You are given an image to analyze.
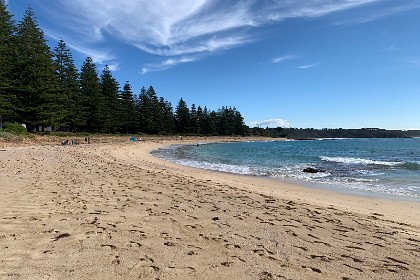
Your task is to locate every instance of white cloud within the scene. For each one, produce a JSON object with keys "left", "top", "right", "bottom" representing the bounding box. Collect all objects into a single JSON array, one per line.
[
  {"left": 298, "top": 63, "right": 319, "bottom": 69},
  {"left": 39, "top": 0, "right": 389, "bottom": 72},
  {"left": 107, "top": 63, "right": 120, "bottom": 72},
  {"left": 67, "top": 44, "right": 116, "bottom": 65},
  {"left": 334, "top": 3, "right": 420, "bottom": 25},
  {"left": 141, "top": 56, "right": 199, "bottom": 74},
  {"left": 272, "top": 54, "right": 301, "bottom": 64},
  {"left": 45, "top": 31, "right": 116, "bottom": 66},
  {"left": 250, "top": 119, "right": 290, "bottom": 128}
]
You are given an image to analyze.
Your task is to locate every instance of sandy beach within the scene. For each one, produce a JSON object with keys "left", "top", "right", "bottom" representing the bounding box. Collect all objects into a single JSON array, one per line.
[{"left": 0, "top": 136, "right": 419, "bottom": 279}]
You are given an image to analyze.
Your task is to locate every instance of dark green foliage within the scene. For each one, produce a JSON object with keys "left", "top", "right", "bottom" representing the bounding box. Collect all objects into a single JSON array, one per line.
[
  {"left": 172, "top": 98, "right": 245, "bottom": 136},
  {"left": 2, "top": 122, "right": 27, "bottom": 134},
  {"left": 13, "top": 7, "right": 61, "bottom": 131},
  {"left": 136, "top": 86, "right": 154, "bottom": 133},
  {"left": 52, "top": 39, "right": 80, "bottom": 130},
  {"left": 196, "top": 106, "right": 203, "bottom": 134},
  {"left": 215, "top": 106, "right": 245, "bottom": 135},
  {"left": 189, "top": 103, "right": 198, "bottom": 133},
  {"left": 99, "top": 65, "right": 120, "bottom": 133},
  {"left": 136, "top": 86, "right": 175, "bottom": 134},
  {"left": 174, "top": 98, "right": 190, "bottom": 133},
  {"left": 199, "top": 106, "right": 215, "bottom": 135},
  {"left": 79, "top": 57, "right": 101, "bottom": 131},
  {"left": 233, "top": 107, "right": 246, "bottom": 135},
  {"left": 119, "top": 81, "right": 136, "bottom": 134},
  {"left": 0, "top": 0, "right": 16, "bottom": 119},
  {"left": 251, "top": 127, "right": 420, "bottom": 139},
  {"left": 146, "top": 86, "right": 162, "bottom": 134},
  {"left": 159, "top": 97, "right": 175, "bottom": 134}
]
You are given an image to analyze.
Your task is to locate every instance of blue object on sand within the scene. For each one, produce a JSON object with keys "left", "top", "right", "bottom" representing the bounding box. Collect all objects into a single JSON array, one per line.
[{"left": 130, "top": 136, "right": 136, "bottom": 142}]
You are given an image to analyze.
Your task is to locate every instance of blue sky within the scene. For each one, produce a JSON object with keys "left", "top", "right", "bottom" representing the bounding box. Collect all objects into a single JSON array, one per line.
[{"left": 6, "top": 0, "right": 420, "bottom": 129}]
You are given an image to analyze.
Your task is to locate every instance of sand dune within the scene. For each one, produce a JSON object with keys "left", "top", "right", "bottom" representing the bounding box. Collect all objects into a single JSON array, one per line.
[{"left": 0, "top": 137, "right": 419, "bottom": 279}]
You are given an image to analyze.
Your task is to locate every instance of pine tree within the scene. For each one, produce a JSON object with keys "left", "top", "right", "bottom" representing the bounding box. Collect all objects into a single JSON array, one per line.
[
  {"left": 189, "top": 103, "right": 197, "bottom": 134},
  {"left": 118, "top": 81, "right": 136, "bottom": 134},
  {"left": 201, "top": 106, "right": 210, "bottom": 134},
  {"left": 79, "top": 57, "right": 100, "bottom": 132},
  {"left": 52, "top": 39, "right": 80, "bottom": 130},
  {"left": 233, "top": 107, "right": 245, "bottom": 135},
  {"left": 208, "top": 110, "right": 218, "bottom": 135},
  {"left": 100, "top": 65, "right": 119, "bottom": 133},
  {"left": 196, "top": 105, "right": 203, "bottom": 134},
  {"left": 13, "top": 7, "right": 60, "bottom": 131},
  {"left": 146, "top": 86, "right": 161, "bottom": 134},
  {"left": 217, "top": 106, "right": 237, "bottom": 135},
  {"left": 174, "top": 98, "right": 190, "bottom": 133},
  {"left": 0, "top": 0, "right": 16, "bottom": 121},
  {"left": 136, "top": 86, "right": 153, "bottom": 133},
  {"left": 136, "top": 86, "right": 163, "bottom": 134},
  {"left": 159, "top": 97, "right": 175, "bottom": 134}
]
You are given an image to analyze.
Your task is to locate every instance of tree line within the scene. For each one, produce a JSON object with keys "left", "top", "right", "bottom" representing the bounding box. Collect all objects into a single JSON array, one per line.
[
  {"left": 0, "top": 3, "right": 246, "bottom": 135},
  {"left": 251, "top": 127, "right": 420, "bottom": 139}
]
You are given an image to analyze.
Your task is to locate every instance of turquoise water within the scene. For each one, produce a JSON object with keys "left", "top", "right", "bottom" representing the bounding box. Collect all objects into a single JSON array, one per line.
[{"left": 151, "top": 138, "right": 420, "bottom": 200}]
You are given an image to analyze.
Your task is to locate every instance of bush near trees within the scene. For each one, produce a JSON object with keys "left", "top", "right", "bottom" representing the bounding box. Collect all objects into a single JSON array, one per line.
[
  {"left": 1, "top": 122, "right": 27, "bottom": 135},
  {"left": 0, "top": 2, "right": 246, "bottom": 135}
]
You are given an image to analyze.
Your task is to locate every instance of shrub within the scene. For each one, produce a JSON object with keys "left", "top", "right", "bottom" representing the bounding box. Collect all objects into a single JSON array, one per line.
[{"left": 3, "top": 122, "right": 27, "bottom": 135}]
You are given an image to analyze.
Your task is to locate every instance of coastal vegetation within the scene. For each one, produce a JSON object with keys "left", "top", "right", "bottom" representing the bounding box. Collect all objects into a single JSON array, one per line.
[
  {"left": 251, "top": 127, "right": 420, "bottom": 139},
  {"left": 0, "top": 3, "right": 246, "bottom": 135}
]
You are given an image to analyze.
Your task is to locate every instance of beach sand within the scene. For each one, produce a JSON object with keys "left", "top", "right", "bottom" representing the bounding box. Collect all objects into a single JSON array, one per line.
[{"left": 0, "top": 136, "right": 419, "bottom": 279}]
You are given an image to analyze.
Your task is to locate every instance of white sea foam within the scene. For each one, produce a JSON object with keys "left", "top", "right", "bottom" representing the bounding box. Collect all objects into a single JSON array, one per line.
[
  {"left": 320, "top": 156, "right": 400, "bottom": 166},
  {"left": 174, "top": 159, "right": 252, "bottom": 175},
  {"left": 316, "top": 138, "right": 350, "bottom": 141},
  {"left": 152, "top": 139, "right": 420, "bottom": 200}
]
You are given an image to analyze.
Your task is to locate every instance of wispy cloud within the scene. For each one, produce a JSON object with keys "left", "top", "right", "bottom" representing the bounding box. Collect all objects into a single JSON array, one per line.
[
  {"left": 271, "top": 54, "right": 301, "bottom": 64},
  {"left": 45, "top": 31, "right": 116, "bottom": 67},
  {"left": 37, "top": 0, "right": 396, "bottom": 73},
  {"left": 250, "top": 119, "right": 290, "bottom": 128},
  {"left": 141, "top": 56, "right": 199, "bottom": 74},
  {"left": 298, "top": 63, "right": 319, "bottom": 69},
  {"left": 398, "top": 57, "right": 420, "bottom": 67},
  {"left": 107, "top": 63, "right": 120, "bottom": 72},
  {"left": 334, "top": 2, "right": 420, "bottom": 25},
  {"left": 66, "top": 43, "right": 116, "bottom": 66}
]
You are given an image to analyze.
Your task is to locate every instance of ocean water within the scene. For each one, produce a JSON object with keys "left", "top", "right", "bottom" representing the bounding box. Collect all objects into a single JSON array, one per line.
[{"left": 151, "top": 138, "right": 420, "bottom": 200}]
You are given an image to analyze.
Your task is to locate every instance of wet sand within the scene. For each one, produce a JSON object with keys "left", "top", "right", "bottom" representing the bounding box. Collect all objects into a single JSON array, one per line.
[{"left": 0, "top": 136, "right": 419, "bottom": 279}]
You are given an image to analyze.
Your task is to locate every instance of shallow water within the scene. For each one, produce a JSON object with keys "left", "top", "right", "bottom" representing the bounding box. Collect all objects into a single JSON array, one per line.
[{"left": 151, "top": 138, "right": 420, "bottom": 200}]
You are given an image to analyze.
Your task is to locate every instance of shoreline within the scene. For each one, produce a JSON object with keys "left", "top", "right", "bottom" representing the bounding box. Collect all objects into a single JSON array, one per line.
[
  {"left": 146, "top": 139, "right": 420, "bottom": 222},
  {"left": 138, "top": 138, "right": 419, "bottom": 226},
  {"left": 1, "top": 136, "right": 419, "bottom": 279}
]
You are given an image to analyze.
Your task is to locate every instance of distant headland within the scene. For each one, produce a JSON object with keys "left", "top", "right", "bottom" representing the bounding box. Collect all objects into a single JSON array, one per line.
[{"left": 250, "top": 127, "right": 420, "bottom": 139}]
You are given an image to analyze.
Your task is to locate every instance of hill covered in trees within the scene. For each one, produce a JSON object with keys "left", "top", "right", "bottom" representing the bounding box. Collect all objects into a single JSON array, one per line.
[
  {"left": 0, "top": 3, "right": 246, "bottom": 135},
  {"left": 250, "top": 127, "right": 420, "bottom": 139}
]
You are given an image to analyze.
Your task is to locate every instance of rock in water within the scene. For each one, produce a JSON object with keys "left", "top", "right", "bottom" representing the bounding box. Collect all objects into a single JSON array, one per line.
[{"left": 302, "top": 167, "right": 326, "bottom": 173}]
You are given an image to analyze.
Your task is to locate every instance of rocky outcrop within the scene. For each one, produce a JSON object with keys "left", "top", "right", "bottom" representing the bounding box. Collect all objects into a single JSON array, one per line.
[{"left": 302, "top": 167, "right": 326, "bottom": 173}]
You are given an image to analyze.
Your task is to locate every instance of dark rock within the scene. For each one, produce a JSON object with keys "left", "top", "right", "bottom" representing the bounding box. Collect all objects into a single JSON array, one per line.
[{"left": 302, "top": 167, "right": 326, "bottom": 173}]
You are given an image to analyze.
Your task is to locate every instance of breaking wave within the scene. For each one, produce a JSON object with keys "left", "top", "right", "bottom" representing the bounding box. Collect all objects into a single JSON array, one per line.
[{"left": 320, "top": 156, "right": 400, "bottom": 166}]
